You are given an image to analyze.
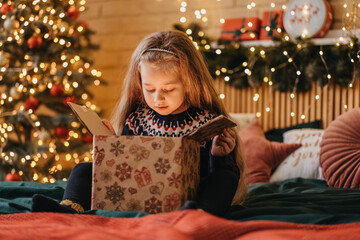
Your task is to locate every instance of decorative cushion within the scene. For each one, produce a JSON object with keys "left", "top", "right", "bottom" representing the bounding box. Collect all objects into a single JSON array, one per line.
[
  {"left": 265, "top": 120, "right": 322, "bottom": 142},
  {"left": 229, "top": 113, "right": 256, "bottom": 132},
  {"left": 270, "top": 129, "right": 324, "bottom": 182},
  {"left": 238, "top": 119, "right": 301, "bottom": 185},
  {"left": 320, "top": 108, "right": 360, "bottom": 189}
]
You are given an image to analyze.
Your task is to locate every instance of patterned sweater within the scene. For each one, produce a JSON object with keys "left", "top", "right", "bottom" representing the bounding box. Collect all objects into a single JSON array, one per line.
[{"left": 122, "top": 107, "right": 240, "bottom": 179}]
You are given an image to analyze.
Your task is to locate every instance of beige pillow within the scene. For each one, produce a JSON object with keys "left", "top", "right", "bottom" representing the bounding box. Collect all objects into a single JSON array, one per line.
[
  {"left": 270, "top": 129, "right": 324, "bottom": 182},
  {"left": 229, "top": 113, "right": 256, "bottom": 132}
]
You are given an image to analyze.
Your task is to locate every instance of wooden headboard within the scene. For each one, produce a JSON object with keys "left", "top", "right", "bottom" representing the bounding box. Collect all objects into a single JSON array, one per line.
[{"left": 215, "top": 79, "right": 360, "bottom": 131}]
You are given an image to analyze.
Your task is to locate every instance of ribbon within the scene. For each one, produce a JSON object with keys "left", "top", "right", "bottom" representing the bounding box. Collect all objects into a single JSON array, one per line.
[
  {"left": 221, "top": 18, "right": 259, "bottom": 41},
  {"left": 261, "top": 12, "right": 281, "bottom": 37}
]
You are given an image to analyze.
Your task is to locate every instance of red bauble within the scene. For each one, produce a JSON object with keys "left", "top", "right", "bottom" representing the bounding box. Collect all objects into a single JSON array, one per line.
[
  {"left": 67, "top": 6, "right": 79, "bottom": 20},
  {"left": 50, "top": 84, "right": 64, "bottom": 97},
  {"left": 55, "top": 126, "right": 69, "bottom": 139},
  {"left": 24, "top": 96, "right": 40, "bottom": 111},
  {"left": 79, "top": 21, "right": 88, "bottom": 30},
  {"left": 1, "top": 3, "right": 14, "bottom": 15},
  {"left": 63, "top": 96, "right": 77, "bottom": 107},
  {"left": 27, "top": 35, "right": 43, "bottom": 49},
  {"left": 82, "top": 133, "right": 93, "bottom": 144},
  {"left": 5, "top": 172, "right": 21, "bottom": 181}
]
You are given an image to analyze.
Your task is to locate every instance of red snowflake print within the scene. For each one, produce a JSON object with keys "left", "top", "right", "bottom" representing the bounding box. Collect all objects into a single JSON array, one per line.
[
  {"left": 167, "top": 172, "right": 181, "bottom": 188},
  {"left": 110, "top": 140, "right": 125, "bottom": 156},
  {"left": 154, "top": 158, "right": 171, "bottom": 174},
  {"left": 115, "top": 162, "right": 133, "bottom": 182},
  {"left": 105, "top": 182, "right": 126, "bottom": 205},
  {"left": 94, "top": 146, "right": 105, "bottom": 166},
  {"left": 164, "top": 193, "right": 181, "bottom": 212},
  {"left": 144, "top": 196, "right": 162, "bottom": 214}
]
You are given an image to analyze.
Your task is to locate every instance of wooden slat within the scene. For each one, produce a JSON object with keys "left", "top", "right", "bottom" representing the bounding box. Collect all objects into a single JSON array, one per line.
[
  {"left": 274, "top": 91, "right": 280, "bottom": 128},
  {"left": 268, "top": 85, "right": 274, "bottom": 131},
  {"left": 291, "top": 92, "right": 298, "bottom": 126},
  {"left": 258, "top": 86, "right": 264, "bottom": 127},
  {"left": 310, "top": 83, "right": 316, "bottom": 121},
  {"left": 348, "top": 85, "right": 354, "bottom": 111},
  {"left": 316, "top": 84, "right": 322, "bottom": 121},
  {"left": 322, "top": 84, "right": 328, "bottom": 128},
  {"left": 263, "top": 84, "right": 269, "bottom": 131},
  {"left": 286, "top": 91, "right": 291, "bottom": 127},
  {"left": 304, "top": 89, "right": 310, "bottom": 122},
  {"left": 334, "top": 85, "right": 341, "bottom": 118},
  {"left": 280, "top": 92, "right": 286, "bottom": 128},
  {"left": 341, "top": 87, "right": 347, "bottom": 114},
  {"left": 214, "top": 79, "right": 358, "bottom": 131},
  {"left": 355, "top": 80, "right": 360, "bottom": 108}
]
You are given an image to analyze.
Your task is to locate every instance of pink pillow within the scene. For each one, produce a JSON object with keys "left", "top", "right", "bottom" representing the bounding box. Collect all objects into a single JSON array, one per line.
[
  {"left": 320, "top": 108, "right": 360, "bottom": 189},
  {"left": 239, "top": 120, "right": 301, "bottom": 185}
]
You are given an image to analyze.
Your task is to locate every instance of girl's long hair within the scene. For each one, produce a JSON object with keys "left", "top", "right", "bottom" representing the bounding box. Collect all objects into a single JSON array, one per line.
[{"left": 110, "top": 31, "right": 247, "bottom": 205}]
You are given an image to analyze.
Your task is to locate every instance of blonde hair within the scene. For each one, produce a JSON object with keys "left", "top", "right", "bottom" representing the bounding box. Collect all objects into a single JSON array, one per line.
[{"left": 111, "top": 30, "right": 247, "bottom": 205}]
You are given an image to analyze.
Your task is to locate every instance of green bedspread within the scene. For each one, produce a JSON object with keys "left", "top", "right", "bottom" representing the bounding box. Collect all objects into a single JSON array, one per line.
[{"left": 1, "top": 178, "right": 360, "bottom": 224}]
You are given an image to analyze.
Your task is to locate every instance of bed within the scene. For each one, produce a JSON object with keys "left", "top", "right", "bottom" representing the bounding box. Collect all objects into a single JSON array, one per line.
[
  {"left": 1, "top": 178, "right": 360, "bottom": 240},
  {"left": 2, "top": 108, "right": 360, "bottom": 239}
]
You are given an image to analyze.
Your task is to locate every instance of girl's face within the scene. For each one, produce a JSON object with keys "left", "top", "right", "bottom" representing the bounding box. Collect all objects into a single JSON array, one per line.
[{"left": 140, "top": 62, "right": 187, "bottom": 115}]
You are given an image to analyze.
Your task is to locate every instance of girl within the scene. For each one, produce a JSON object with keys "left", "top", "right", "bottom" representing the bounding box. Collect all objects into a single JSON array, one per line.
[{"left": 32, "top": 31, "right": 247, "bottom": 217}]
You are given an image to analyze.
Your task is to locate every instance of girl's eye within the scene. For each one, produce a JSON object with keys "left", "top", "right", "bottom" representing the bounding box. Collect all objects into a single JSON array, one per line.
[
  {"left": 163, "top": 89, "right": 175, "bottom": 93},
  {"left": 145, "top": 89, "right": 155, "bottom": 93}
]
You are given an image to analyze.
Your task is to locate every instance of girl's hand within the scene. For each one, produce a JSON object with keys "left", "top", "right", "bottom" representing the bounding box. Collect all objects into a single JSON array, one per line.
[
  {"left": 211, "top": 128, "right": 237, "bottom": 157},
  {"left": 102, "top": 120, "right": 116, "bottom": 135}
]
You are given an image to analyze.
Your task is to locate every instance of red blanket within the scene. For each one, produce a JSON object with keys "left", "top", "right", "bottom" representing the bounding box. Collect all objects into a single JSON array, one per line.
[{"left": 1, "top": 210, "right": 359, "bottom": 240}]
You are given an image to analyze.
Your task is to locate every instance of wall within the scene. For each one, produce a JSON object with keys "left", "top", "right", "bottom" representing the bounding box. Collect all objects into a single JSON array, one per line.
[{"left": 80, "top": 0, "right": 347, "bottom": 118}]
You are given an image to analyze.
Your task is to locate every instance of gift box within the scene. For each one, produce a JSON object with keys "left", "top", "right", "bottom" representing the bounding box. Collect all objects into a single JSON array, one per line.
[
  {"left": 90, "top": 115, "right": 236, "bottom": 214},
  {"left": 259, "top": 10, "right": 284, "bottom": 40},
  {"left": 91, "top": 135, "right": 200, "bottom": 214},
  {"left": 220, "top": 17, "right": 261, "bottom": 41}
]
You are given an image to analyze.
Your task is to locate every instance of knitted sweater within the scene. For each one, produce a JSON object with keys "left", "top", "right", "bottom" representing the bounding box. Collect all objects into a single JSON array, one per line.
[{"left": 122, "top": 107, "right": 240, "bottom": 179}]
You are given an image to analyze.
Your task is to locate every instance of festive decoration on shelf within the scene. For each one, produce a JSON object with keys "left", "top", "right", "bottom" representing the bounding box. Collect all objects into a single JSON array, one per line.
[
  {"left": 0, "top": 0, "right": 107, "bottom": 182},
  {"left": 221, "top": 18, "right": 260, "bottom": 41},
  {"left": 259, "top": 10, "right": 284, "bottom": 40},
  {"left": 175, "top": 0, "right": 359, "bottom": 123},
  {"left": 283, "top": 0, "right": 333, "bottom": 39},
  {"left": 175, "top": 22, "right": 360, "bottom": 92}
]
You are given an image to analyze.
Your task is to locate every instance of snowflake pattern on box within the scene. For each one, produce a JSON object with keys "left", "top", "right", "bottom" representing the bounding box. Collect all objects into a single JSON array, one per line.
[{"left": 92, "top": 135, "right": 200, "bottom": 214}]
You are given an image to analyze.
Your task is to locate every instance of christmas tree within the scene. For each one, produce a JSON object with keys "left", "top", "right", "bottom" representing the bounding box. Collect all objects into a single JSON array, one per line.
[{"left": 0, "top": 0, "right": 106, "bottom": 182}]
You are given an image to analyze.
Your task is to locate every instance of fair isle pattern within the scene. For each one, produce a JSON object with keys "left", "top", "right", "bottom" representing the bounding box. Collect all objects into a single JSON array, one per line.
[{"left": 124, "top": 107, "right": 215, "bottom": 137}]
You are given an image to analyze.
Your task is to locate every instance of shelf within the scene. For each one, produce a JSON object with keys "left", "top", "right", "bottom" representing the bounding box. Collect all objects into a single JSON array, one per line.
[{"left": 240, "top": 29, "right": 360, "bottom": 47}]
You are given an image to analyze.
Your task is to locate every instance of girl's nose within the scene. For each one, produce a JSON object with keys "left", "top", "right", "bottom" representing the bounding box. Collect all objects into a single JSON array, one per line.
[{"left": 154, "top": 90, "right": 165, "bottom": 101}]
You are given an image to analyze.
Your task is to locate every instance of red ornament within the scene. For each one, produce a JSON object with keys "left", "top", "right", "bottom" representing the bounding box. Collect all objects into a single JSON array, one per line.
[
  {"left": 82, "top": 133, "right": 93, "bottom": 144},
  {"left": 27, "top": 35, "right": 43, "bottom": 49},
  {"left": 55, "top": 126, "right": 69, "bottom": 139},
  {"left": 79, "top": 21, "right": 88, "bottom": 30},
  {"left": 5, "top": 172, "right": 21, "bottom": 181},
  {"left": 50, "top": 84, "right": 64, "bottom": 97},
  {"left": 24, "top": 96, "right": 40, "bottom": 111},
  {"left": 63, "top": 96, "right": 77, "bottom": 107},
  {"left": 1, "top": 3, "right": 14, "bottom": 15},
  {"left": 67, "top": 6, "right": 79, "bottom": 20}
]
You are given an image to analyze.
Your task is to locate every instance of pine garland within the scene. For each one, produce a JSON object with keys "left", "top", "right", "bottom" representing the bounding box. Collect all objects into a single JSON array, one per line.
[{"left": 175, "top": 23, "right": 360, "bottom": 92}]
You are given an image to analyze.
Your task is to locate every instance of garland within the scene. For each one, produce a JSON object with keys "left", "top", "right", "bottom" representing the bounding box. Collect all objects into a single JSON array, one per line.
[{"left": 174, "top": 23, "right": 360, "bottom": 92}]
